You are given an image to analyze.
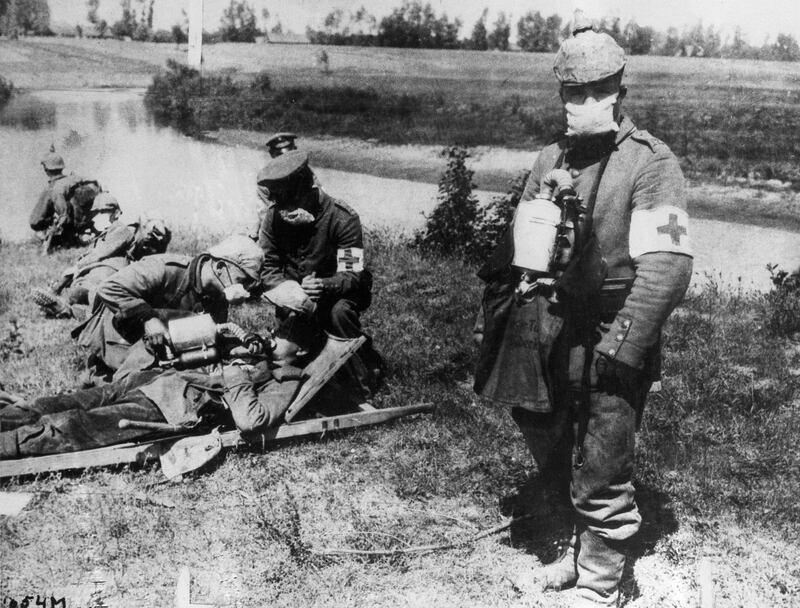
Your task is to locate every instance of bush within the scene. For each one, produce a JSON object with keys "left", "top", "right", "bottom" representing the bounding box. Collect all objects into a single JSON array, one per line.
[
  {"left": 413, "top": 147, "right": 482, "bottom": 261},
  {"left": 0, "top": 94, "right": 56, "bottom": 129},
  {"left": 0, "top": 76, "right": 13, "bottom": 110},
  {"left": 471, "top": 169, "right": 529, "bottom": 259},
  {"left": 151, "top": 29, "right": 176, "bottom": 44},
  {"left": 144, "top": 59, "right": 239, "bottom": 134}
]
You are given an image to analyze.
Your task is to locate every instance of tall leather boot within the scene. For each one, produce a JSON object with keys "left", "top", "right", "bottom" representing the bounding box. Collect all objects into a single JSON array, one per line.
[
  {"left": 538, "top": 529, "right": 579, "bottom": 590},
  {"left": 574, "top": 528, "right": 626, "bottom": 607}
]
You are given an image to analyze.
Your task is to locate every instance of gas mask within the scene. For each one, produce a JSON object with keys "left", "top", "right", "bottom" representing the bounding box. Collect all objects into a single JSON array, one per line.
[
  {"left": 91, "top": 211, "right": 113, "bottom": 233},
  {"left": 214, "top": 262, "right": 251, "bottom": 304},
  {"left": 277, "top": 207, "right": 315, "bottom": 226},
  {"left": 565, "top": 93, "right": 619, "bottom": 137}
]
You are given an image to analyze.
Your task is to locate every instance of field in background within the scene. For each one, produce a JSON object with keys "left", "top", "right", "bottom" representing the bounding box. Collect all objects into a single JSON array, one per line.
[{"left": 3, "top": 37, "right": 800, "bottom": 92}]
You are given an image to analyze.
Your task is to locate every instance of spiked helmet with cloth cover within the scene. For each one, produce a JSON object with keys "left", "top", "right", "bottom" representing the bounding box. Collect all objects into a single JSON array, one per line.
[
  {"left": 41, "top": 151, "right": 65, "bottom": 171},
  {"left": 553, "top": 11, "right": 626, "bottom": 85}
]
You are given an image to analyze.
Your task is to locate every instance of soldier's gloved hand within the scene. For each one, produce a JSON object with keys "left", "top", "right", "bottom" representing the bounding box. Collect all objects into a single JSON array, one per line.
[
  {"left": 143, "top": 318, "right": 170, "bottom": 355},
  {"left": 595, "top": 352, "right": 642, "bottom": 398},
  {"left": 242, "top": 332, "right": 269, "bottom": 355}
]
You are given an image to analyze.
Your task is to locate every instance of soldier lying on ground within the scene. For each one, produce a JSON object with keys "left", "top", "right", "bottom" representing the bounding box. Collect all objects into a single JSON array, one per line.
[
  {"left": 29, "top": 148, "right": 103, "bottom": 254},
  {"left": 31, "top": 208, "right": 172, "bottom": 320},
  {"left": 0, "top": 315, "right": 326, "bottom": 459},
  {"left": 71, "top": 234, "right": 264, "bottom": 384}
]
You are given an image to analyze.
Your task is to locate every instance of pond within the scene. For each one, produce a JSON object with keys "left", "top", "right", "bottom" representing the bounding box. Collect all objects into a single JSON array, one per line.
[{"left": 0, "top": 89, "right": 797, "bottom": 292}]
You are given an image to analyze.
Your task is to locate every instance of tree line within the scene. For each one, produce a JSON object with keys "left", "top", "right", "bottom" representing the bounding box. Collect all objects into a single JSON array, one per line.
[
  {"left": 308, "top": 0, "right": 800, "bottom": 62},
  {"left": 1, "top": 0, "right": 798, "bottom": 62},
  {"left": 0, "top": 0, "right": 281, "bottom": 44}
]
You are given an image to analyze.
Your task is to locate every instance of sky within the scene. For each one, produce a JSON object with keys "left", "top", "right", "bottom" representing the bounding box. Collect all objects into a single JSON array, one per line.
[{"left": 49, "top": 0, "right": 800, "bottom": 45}]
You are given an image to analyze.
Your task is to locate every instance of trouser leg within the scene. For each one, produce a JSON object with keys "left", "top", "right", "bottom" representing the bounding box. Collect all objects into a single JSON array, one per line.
[
  {"left": 571, "top": 390, "right": 641, "bottom": 541},
  {"left": 1, "top": 390, "right": 165, "bottom": 458},
  {"left": 569, "top": 346, "right": 646, "bottom": 605},
  {"left": 0, "top": 370, "right": 162, "bottom": 431},
  {"left": 317, "top": 298, "right": 384, "bottom": 400}
]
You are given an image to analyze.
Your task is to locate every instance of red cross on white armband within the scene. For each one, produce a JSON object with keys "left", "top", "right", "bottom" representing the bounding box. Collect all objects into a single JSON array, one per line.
[
  {"left": 629, "top": 206, "right": 691, "bottom": 258},
  {"left": 337, "top": 247, "right": 364, "bottom": 272}
]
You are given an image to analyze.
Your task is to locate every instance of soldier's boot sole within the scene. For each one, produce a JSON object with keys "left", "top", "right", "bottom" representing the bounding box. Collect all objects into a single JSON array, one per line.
[{"left": 30, "top": 288, "right": 73, "bottom": 319}]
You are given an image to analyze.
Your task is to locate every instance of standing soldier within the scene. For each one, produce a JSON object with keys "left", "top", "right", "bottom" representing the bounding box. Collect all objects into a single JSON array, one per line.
[
  {"left": 256, "top": 148, "right": 382, "bottom": 399},
  {"left": 475, "top": 11, "right": 693, "bottom": 607}
]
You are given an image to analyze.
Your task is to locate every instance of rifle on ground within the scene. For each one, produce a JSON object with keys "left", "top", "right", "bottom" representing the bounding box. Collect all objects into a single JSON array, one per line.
[{"left": 41, "top": 215, "right": 68, "bottom": 256}]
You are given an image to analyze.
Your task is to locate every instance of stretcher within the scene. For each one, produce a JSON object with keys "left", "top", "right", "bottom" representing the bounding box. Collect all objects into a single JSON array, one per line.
[{"left": 0, "top": 336, "right": 433, "bottom": 479}]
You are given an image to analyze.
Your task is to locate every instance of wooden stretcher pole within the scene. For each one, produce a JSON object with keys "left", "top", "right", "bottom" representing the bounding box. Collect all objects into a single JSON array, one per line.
[{"left": 0, "top": 403, "right": 434, "bottom": 478}]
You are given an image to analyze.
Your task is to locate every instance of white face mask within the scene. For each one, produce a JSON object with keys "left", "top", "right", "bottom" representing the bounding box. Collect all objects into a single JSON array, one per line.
[
  {"left": 565, "top": 93, "right": 619, "bottom": 137},
  {"left": 223, "top": 283, "right": 250, "bottom": 304},
  {"left": 92, "top": 212, "right": 113, "bottom": 233},
  {"left": 278, "top": 207, "right": 315, "bottom": 226}
]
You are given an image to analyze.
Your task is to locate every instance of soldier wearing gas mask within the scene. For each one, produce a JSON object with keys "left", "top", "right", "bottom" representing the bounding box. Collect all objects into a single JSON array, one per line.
[
  {"left": 256, "top": 148, "right": 382, "bottom": 400},
  {"left": 31, "top": 202, "right": 173, "bottom": 320},
  {"left": 72, "top": 235, "right": 264, "bottom": 384},
  {"left": 475, "top": 11, "right": 693, "bottom": 607}
]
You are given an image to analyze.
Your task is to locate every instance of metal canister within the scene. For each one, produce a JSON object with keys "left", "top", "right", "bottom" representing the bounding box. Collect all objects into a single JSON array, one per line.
[
  {"left": 167, "top": 314, "right": 220, "bottom": 367},
  {"left": 512, "top": 197, "right": 563, "bottom": 274}
]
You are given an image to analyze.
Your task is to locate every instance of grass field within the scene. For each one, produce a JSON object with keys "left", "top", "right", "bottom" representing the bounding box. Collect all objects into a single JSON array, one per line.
[{"left": 1, "top": 231, "right": 799, "bottom": 607}]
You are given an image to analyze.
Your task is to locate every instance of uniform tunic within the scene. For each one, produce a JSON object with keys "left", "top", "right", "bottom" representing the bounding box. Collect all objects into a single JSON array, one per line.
[
  {"left": 258, "top": 187, "right": 371, "bottom": 310},
  {"left": 29, "top": 174, "right": 70, "bottom": 232},
  {"left": 477, "top": 116, "right": 693, "bottom": 541}
]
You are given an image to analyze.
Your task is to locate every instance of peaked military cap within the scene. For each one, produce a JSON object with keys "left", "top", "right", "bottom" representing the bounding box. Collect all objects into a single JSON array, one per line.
[
  {"left": 265, "top": 132, "right": 298, "bottom": 158},
  {"left": 256, "top": 149, "right": 309, "bottom": 184}
]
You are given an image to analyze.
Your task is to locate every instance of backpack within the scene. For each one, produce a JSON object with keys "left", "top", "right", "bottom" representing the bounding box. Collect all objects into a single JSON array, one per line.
[{"left": 65, "top": 176, "right": 102, "bottom": 230}]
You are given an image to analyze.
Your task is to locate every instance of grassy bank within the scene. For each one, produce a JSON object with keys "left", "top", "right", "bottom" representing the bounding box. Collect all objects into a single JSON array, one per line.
[{"left": 0, "top": 231, "right": 798, "bottom": 606}]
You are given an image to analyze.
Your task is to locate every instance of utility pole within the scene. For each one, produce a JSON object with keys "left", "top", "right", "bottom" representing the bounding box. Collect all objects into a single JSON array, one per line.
[{"left": 187, "top": 0, "right": 204, "bottom": 69}]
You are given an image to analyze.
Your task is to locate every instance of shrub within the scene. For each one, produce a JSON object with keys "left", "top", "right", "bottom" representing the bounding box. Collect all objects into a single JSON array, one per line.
[
  {"left": 151, "top": 29, "right": 176, "bottom": 44},
  {"left": 144, "top": 59, "right": 239, "bottom": 133},
  {"left": 413, "top": 146, "right": 482, "bottom": 261},
  {"left": 0, "top": 76, "right": 13, "bottom": 109},
  {"left": 0, "top": 94, "right": 56, "bottom": 129},
  {"left": 471, "top": 169, "right": 529, "bottom": 259}
]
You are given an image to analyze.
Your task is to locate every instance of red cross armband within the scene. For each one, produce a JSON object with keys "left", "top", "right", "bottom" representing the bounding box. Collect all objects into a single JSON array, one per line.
[
  {"left": 628, "top": 206, "right": 691, "bottom": 258},
  {"left": 337, "top": 247, "right": 364, "bottom": 272}
]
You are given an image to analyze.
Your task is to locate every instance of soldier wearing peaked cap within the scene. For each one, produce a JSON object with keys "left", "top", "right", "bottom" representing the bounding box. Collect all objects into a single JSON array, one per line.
[
  {"left": 475, "top": 10, "right": 693, "bottom": 607},
  {"left": 256, "top": 148, "right": 383, "bottom": 401}
]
